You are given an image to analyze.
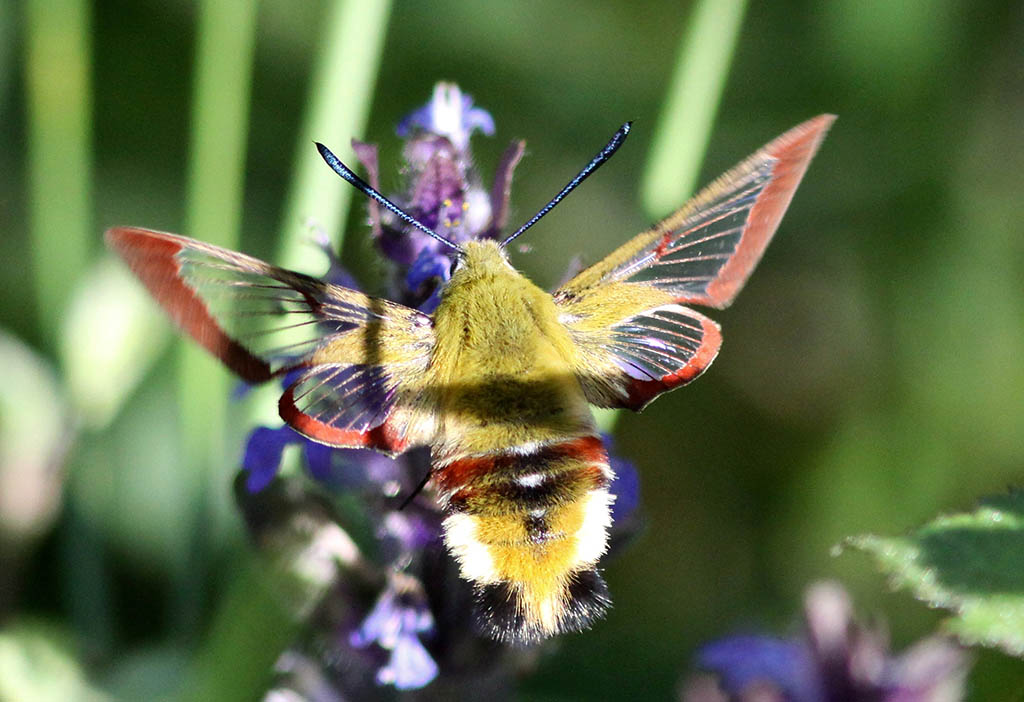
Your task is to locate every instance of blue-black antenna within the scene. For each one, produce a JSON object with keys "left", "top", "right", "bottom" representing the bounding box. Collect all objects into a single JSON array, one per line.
[
  {"left": 315, "top": 142, "right": 463, "bottom": 254},
  {"left": 501, "top": 122, "right": 631, "bottom": 248}
]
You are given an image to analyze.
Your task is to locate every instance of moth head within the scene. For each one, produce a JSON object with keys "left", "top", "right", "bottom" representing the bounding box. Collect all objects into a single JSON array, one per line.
[{"left": 455, "top": 239, "right": 515, "bottom": 277}]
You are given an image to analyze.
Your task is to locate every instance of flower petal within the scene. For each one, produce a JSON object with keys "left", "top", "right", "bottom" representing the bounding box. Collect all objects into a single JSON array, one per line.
[
  {"left": 242, "top": 425, "right": 299, "bottom": 492},
  {"left": 379, "top": 631, "right": 439, "bottom": 691},
  {"left": 697, "top": 635, "right": 820, "bottom": 702}
]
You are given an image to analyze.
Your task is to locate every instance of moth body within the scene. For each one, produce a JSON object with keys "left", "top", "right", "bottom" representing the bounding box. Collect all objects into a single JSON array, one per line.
[{"left": 429, "top": 240, "right": 614, "bottom": 641}]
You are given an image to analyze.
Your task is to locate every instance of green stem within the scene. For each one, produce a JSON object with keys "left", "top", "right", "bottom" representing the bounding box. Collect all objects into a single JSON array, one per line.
[
  {"left": 24, "top": 0, "right": 93, "bottom": 346},
  {"left": 178, "top": 556, "right": 299, "bottom": 702},
  {"left": 640, "top": 0, "right": 748, "bottom": 219},
  {"left": 177, "top": 0, "right": 260, "bottom": 635},
  {"left": 24, "top": 0, "right": 109, "bottom": 655},
  {"left": 276, "top": 0, "right": 393, "bottom": 270}
]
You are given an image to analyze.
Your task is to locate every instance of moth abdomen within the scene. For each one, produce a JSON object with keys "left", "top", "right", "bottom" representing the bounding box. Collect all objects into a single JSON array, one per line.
[
  {"left": 474, "top": 568, "right": 612, "bottom": 645},
  {"left": 436, "top": 436, "right": 615, "bottom": 642}
]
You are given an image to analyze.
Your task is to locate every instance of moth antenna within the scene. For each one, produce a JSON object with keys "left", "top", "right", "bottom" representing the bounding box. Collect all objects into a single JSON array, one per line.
[
  {"left": 315, "top": 142, "right": 463, "bottom": 254},
  {"left": 501, "top": 122, "right": 632, "bottom": 248}
]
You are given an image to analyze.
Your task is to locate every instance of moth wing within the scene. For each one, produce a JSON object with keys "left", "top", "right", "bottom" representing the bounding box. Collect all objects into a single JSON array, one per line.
[
  {"left": 106, "top": 227, "right": 434, "bottom": 453},
  {"left": 555, "top": 116, "right": 833, "bottom": 410},
  {"left": 559, "top": 293, "right": 722, "bottom": 411},
  {"left": 559, "top": 115, "right": 834, "bottom": 307}
]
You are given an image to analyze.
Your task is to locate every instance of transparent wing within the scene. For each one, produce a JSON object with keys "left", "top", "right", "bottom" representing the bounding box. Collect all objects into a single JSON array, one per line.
[
  {"left": 567, "top": 303, "right": 721, "bottom": 411},
  {"left": 557, "top": 115, "right": 834, "bottom": 309},
  {"left": 279, "top": 363, "right": 423, "bottom": 455},
  {"left": 108, "top": 227, "right": 434, "bottom": 451},
  {"left": 556, "top": 116, "right": 833, "bottom": 410}
]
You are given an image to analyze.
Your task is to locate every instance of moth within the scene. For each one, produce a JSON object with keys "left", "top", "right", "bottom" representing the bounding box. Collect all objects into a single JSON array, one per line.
[{"left": 108, "top": 114, "right": 833, "bottom": 643}]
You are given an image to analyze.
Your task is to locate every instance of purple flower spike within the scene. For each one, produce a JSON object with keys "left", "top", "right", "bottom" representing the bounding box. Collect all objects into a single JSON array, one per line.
[
  {"left": 378, "top": 628, "right": 440, "bottom": 690},
  {"left": 685, "top": 581, "right": 970, "bottom": 702},
  {"left": 353, "top": 82, "right": 527, "bottom": 314},
  {"left": 350, "top": 585, "right": 434, "bottom": 648}
]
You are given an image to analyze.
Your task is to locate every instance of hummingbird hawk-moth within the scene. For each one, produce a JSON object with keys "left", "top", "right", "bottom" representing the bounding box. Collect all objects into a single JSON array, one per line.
[{"left": 108, "top": 114, "right": 833, "bottom": 643}]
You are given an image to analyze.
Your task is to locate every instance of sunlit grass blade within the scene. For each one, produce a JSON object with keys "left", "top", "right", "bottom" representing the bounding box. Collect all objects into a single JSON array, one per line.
[
  {"left": 640, "top": 0, "right": 748, "bottom": 220},
  {"left": 275, "top": 0, "right": 393, "bottom": 271},
  {"left": 177, "top": 557, "right": 299, "bottom": 702},
  {"left": 179, "top": 2, "right": 392, "bottom": 698},
  {"left": 247, "top": 0, "right": 392, "bottom": 432},
  {"left": 24, "top": 0, "right": 94, "bottom": 346},
  {"left": 176, "top": 0, "right": 260, "bottom": 635},
  {"left": 23, "top": 0, "right": 111, "bottom": 658}
]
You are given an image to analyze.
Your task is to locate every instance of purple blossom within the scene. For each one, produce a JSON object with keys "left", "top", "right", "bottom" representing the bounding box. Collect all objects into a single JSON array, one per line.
[
  {"left": 309, "top": 221, "right": 360, "bottom": 289},
  {"left": 405, "top": 250, "right": 453, "bottom": 314},
  {"left": 241, "top": 425, "right": 403, "bottom": 493},
  {"left": 350, "top": 582, "right": 438, "bottom": 690},
  {"left": 352, "top": 82, "right": 524, "bottom": 312},
  {"left": 606, "top": 434, "right": 641, "bottom": 524},
  {"left": 396, "top": 82, "right": 495, "bottom": 151},
  {"left": 696, "top": 636, "right": 821, "bottom": 702},
  {"left": 241, "top": 425, "right": 293, "bottom": 493},
  {"left": 684, "top": 582, "right": 969, "bottom": 702}
]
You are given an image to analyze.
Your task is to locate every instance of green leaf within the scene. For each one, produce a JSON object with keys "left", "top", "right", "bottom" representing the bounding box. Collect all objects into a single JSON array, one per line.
[{"left": 846, "top": 490, "right": 1024, "bottom": 656}]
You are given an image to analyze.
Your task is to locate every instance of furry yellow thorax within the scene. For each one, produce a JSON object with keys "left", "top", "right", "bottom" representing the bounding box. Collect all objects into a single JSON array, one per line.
[{"left": 428, "top": 240, "right": 594, "bottom": 454}]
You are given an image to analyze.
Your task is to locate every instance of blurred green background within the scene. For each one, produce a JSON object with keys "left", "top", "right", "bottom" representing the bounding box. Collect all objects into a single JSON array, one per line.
[{"left": 2, "top": 0, "right": 1023, "bottom": 699}]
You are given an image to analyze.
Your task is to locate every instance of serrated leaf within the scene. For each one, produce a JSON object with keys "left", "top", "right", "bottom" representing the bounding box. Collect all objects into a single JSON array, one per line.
[{"left": 845, "top": 490, "right": 1024, "bottom": 656}]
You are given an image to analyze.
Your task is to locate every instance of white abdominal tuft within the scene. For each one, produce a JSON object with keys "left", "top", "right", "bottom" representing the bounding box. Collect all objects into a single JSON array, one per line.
[{"left": 443, "top": 512, "right": 498, "bottom": 584}]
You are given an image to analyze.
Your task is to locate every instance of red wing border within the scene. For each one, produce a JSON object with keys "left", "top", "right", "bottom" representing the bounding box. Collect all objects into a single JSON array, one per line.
[
  {"left": 571, "top": 303, "right": 723, "bottom": 412},
  {"left": 699, "top": 114, "right": 836, "bottom": 307},
  {"left": 612, "top": 305, "right": 722, "bottom": 411},
  {"left": 107, "top": 227, "right": 274, "bottom": 382},
  {"left": 279, "top": 383, "right": 410, "bottom": 455},
  {"left": 276, "top": 364, "right": 410, "bottom": 454}
]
